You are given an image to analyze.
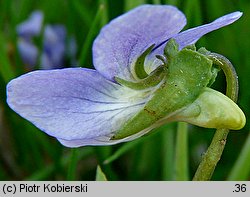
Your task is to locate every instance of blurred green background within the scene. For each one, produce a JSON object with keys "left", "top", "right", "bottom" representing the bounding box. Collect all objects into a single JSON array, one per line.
[{"left": 0, "top": 0, "right": 249, "bottom": 181}]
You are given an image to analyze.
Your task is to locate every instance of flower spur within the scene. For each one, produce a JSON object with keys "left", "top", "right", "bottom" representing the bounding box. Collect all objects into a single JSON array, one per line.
[{"left": 7, "top": 5, "right": 245, "bottom": 147}]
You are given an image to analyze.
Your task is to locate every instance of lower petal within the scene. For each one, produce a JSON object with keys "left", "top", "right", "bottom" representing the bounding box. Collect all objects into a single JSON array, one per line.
[{"left": 7, "top": 68, "right": 147, "bottom": 146}]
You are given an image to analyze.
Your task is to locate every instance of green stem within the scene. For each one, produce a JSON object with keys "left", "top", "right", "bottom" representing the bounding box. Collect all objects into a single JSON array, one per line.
[
  {"left": 193, "top": 53, "right": 239, "bottom": 181},
  {"left": 207, "top": 53, "right": 238, "bottom": 102},
  {"left": 66, "top": 149, "right": 78, "bottom": 180},
  {"left": 175, "top": 122, "right": 189, "bottom": 180},
  {"left": 162, "top": 123, "right": 175, "bottom": 180},
  {"left": 193, "top": 128, "right": 229, "bottom": 180}
]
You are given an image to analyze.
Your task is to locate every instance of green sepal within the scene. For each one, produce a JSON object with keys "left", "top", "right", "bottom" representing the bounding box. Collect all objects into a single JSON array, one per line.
[
  {"left": 115, "top": 66, "right": 166, "bottom": 90},
  {"left": 112, "top": 41, "right": 214, "bottom": 140},
  {"left": 164, "top": 38, "right": 179, "bottom": 60},
  {"left": 183, "top": 44, "right": 196, "bottom": 51},
  {"left": 133, "top": 44, "right": 155, "bottom": 79},
  {"left": 198, "top": 47, "right": 221, "bottom": 87},
  {"left": 207, "top": 65, "right": 221, "bottom": 87}
]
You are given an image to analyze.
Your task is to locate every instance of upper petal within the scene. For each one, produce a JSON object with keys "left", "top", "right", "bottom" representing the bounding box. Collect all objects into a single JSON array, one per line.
[
  {"left": 92, "top": 4, "right": 186, "bottom": 81},
  {"left": 174, "top": 11, "right": 242, "bottom": 49},
  {"left": 148, "top": 11, "right": 242, "bottom": 70},
  {"left": 6, "top": 68, "right": 148, "bottom": 147}
]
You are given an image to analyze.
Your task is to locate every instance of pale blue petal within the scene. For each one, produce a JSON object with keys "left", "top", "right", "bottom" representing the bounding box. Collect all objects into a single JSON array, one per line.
[
  {"left": 93, "top": 4, "right": 186, "bottom": 81},
  {"left": 7, "top": 68, "right": 147, "bottom": 146},
  {"left": 58, "top": 121, "right": 155, "bottom": 147},
  {"left": 174, "top": 11, "right": 242, "bottom": 49},
  {"left": 147, "top": 11, "right": 242, "bottom": 72}
]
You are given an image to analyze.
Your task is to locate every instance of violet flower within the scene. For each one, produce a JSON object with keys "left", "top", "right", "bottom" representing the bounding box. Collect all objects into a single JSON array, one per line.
[
  {"left": 7, "top": 5, "right": 245, "bottom": 147},
  {"left": 17, "top": 11, "right": 43, "bottom": 38},
  {"left": 41, "top": 25, "right": 67, "bottom": 69},
  {"left": 17, "top": 11, "right": 43, "bottom": 67},
  {"left": 16, "top": 11, "right": 77, "bottom": 69}
]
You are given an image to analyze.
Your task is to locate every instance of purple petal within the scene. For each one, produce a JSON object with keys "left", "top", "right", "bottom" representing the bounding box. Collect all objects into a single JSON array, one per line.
[
  {"left": 174, "top": 11, "right": 243, "bottom": 49},
  {"left": 148, "top": 11, "right": 242, "bottom": 68},
  {"left": 17, "top": 11, "right": 43, "bottom": 38},
  {"left": 93, "top": 4, "right": 186, "bottom": 81},
  {"left": 57, "top": 124, "right": 154, "bottom": 147},
  {"left": 7, "top": 68, "right": 146, "bottom": 147},
  {"left": 17, "top": 38, "right": 38, "bottom": 67}
]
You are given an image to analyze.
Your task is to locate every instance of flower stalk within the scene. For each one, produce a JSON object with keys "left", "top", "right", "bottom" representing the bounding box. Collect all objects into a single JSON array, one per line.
[
  {"left": 175, "top": 122, "right": 189, "bottom": 180},
  {"left": 193, "top": 53, "right": 240, "bottom": 181}
]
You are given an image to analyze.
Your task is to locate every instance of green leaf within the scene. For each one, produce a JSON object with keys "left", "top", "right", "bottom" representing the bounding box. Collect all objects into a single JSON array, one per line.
[
  {"left": 227, "top": 132, "right": 250, "bottom": 180},
  {"left": 161, "top": 123, "right": 176, "bottom": 180},
  {"left": 67, "top": 149, "right": 79, "bottom": 180},
  {"left": 163, "top": 0, "right": 179, "bottom": 6},
  {"left": 25, "top": 148, "right": 93, "bottom": 180},
  {"left": 95, "top": 165, "right": 108, "bottom": 181},
  {"left": 103, "top": 138, "right": 145, "bottom": 165},
  {"left": 124, "top": 0, "right": 147, "bottom": 11},
  {"left": 70, "top": 0, "right": 93, "bottom": 27},
  {"left": 79, "top": 3, "right": 107, "bottom": 66},
  {"left": 0, "top": 32, "right": 15, "bottom": 83}
]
